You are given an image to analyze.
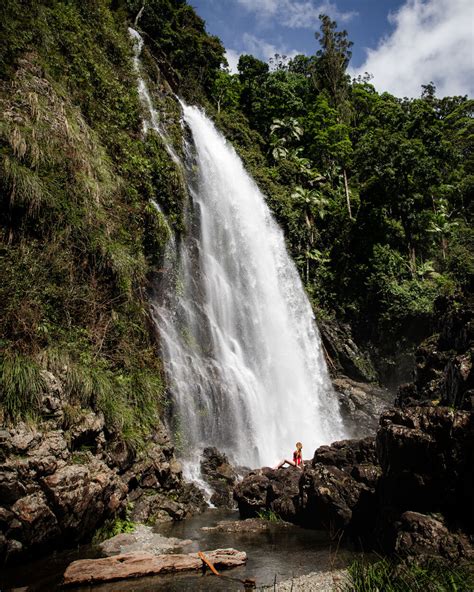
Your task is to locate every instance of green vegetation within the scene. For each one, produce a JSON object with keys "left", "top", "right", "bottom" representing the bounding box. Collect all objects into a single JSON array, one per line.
[
  {"left": 257, "top": 509, "right": 282, "bottom": 522},
  {"left": 213, "top": 15, "right": 473, "bottom": 356},
  {"left": 0, "top": 0, "right": 190, "bottom": 436},
  {"left": 92, "top": 516, "right": 136, "bottom": 544},
  {"left": 341, "top": 556, "right": 474, "bottom": 592},
  {"left": 0, "top": 0, "right": 472, "bottom": 426}
]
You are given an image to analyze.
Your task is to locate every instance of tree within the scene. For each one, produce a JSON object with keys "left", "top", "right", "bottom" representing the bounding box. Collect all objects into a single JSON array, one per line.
[{"left": 314, "top": 14, "right": 354, "bottom": 218}]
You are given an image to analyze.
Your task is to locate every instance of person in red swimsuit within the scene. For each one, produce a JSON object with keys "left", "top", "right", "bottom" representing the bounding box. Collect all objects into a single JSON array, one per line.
[{"left": 274, "top": 442, "right": 304, "bottom": 470}]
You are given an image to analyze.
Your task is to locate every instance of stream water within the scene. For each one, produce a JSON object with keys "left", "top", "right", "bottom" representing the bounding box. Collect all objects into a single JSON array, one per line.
[{"left": 0, "top": 509, "right": 359, "bottom": 591}]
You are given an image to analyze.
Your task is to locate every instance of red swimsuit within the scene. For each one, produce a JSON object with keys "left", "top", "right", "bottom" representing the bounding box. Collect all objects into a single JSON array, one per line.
[{"left": 293, "top": 450, "right": 302, "bottom": 466}]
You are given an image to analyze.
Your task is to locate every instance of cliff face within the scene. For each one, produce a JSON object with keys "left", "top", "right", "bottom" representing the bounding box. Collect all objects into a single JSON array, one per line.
[
  {"left": 0, "top": 369, "right": 205, "bottom": 564},
  {"left": 397, "top": 296, "right": 474, "bottom": 410},
  {"left": 0, "top": 0, "right": 214, "bottom": 563}
]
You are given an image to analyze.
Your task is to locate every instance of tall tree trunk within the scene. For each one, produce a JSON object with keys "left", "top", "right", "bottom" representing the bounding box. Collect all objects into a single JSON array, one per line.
[{"left": 343, "top": 168, "right": 353, "bottom": 220}]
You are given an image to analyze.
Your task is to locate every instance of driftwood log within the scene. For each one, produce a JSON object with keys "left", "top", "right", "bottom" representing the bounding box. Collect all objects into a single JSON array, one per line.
[{"left": 63, "top": 548, "right": 247, "bottom": 586}]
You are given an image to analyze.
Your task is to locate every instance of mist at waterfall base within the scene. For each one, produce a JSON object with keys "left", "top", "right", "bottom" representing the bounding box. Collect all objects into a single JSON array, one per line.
[{"left": 129, "top": 28, "right": 346, "bottom": 472}]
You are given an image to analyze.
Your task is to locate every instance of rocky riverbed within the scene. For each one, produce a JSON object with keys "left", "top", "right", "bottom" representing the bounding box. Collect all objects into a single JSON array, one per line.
[{"left": 0, "top": 509, "right": 363, "bottom": 591}]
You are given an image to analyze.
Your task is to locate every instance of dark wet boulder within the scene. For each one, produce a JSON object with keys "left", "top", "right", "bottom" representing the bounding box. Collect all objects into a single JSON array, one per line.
[
  {"left": 313, "top": 437, "right": 378, "bottom": 469},
  {"left": 234, "top": 439, "right": 380, "bottom": 537},
  {"left": 376, "top": 406, "right": 474, "bottom": 526},
  {"left": 233, "top": 466, "right": 302, "bottom": 521},
  {"left": 394, "top": 511, "right": 473, "bottom": 562},
  {"left": 200, "top": 447, "right": 238, "bottom": 508},
  {"left": 374, "top": 406, "right": 474, "bottom": 554},
  {"left": 233, "top": 470, "right": 272, "bottom": 518},
  {"left": 300, "top": 463, "right": 375, "bottom": 537}
]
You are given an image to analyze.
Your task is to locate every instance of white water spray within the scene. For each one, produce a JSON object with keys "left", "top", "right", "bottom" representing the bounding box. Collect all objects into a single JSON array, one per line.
[
  {"left": 129, "top": 28, "right": 346, "bottom": 470},
  {"left": 155, "top": 106, "right": 346, "bottom": 468}
]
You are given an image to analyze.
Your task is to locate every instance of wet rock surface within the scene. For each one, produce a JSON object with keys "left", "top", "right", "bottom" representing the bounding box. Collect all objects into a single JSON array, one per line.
[
  {"left": 0, "top": 371, "right": 205, "bottom": 565},
  {"left": 234, "top": 466, "right": 302, "bottom": 522},
  {"left": 201, "top": 517, "right": 291, "bottom": 533},
  {"left": 393, "top": 511, "right": 473, "bottom": 562},
  {"left": 99, "top": 524, "right": 192, "bottom": 556},
  {"left": 319, "top": 318, "right": 378, "bottom": 382},
  {"left": 200, "top": 447, "right": 238, "bottom": 508},
  {"left": 332, "top": 377, "right": 392, "bottom": 436}
]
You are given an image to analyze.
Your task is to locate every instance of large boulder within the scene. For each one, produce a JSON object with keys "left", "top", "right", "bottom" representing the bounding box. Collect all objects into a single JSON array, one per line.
[
  {"left": 234, "top": 467, "right": 302, "bottom": 522},
  {"left": 374, "top": 405, "right": 474, "bottom": 554},
  {"left": 299, "top": 438, "right": 381, "bottom": 539},
  {"left": 300, "top": 464, "right": 374, "bottom": 537},
  {"left": 394, "top": 511, "right": 473, "bottom": 562},
  {"left": 234, "top": 438, "right": 380, "bottom": 538},
  {"left": 376, "top": 406, "right": 474, "bottom": 526}
]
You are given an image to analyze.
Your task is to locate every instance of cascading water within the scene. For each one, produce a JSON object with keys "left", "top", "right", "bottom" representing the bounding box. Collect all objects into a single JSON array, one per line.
[
  {"left": 155, "top": 107, "right": 346, "bottom": 469},
  {"left": 129, "top": 28, "right": 346, "bottom": 472}
]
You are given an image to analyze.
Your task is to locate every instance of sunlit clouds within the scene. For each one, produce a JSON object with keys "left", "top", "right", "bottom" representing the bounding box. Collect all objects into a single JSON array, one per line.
[{"left": 350, "top": 0, "right": 474, "bottom": 97}]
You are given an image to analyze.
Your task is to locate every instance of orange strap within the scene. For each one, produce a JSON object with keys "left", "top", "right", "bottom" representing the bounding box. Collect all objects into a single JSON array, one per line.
[{"left": 198, "top": 551, "right": 220, "bottom": 576}]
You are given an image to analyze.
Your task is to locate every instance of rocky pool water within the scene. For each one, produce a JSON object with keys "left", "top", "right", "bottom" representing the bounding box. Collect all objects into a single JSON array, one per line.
[{"left": 0, "top": 509, "right": 358, "bottom": 591}]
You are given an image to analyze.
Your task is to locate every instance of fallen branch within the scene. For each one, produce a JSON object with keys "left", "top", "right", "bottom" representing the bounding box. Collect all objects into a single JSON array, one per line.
[{"left": 198, "top": 550, "right": 256, "bottom": 589}]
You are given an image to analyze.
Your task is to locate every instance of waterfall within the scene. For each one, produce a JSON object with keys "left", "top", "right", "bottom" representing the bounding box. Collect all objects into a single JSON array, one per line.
[{"left": 129, "top": 28, "right": 346, "bottom": 471}]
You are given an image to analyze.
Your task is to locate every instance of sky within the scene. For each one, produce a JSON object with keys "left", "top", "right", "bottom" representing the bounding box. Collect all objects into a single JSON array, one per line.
[{"left": 190, "top": 0, "right": 474, "bottom": 98}]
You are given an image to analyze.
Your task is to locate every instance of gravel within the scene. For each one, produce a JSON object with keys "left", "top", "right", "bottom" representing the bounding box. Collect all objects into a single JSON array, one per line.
[{"left": 257, "top": 568, "right": 349, "bottom": 591}]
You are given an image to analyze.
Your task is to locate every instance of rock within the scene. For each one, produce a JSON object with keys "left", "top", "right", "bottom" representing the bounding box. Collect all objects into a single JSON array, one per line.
[
  {"left": 397, "top": 295, "right": 474, "bottom": 410},
  {"left": 233, "top": 471, "right": 272, "bottom": 518},
  {"left": 376, "top": 406, "right": 474, "bottom": 523},
  {"left": 200, "top": 447, "right": 238, "bottom": 508},
  {"left": 333, "top": 377, "right": 392, "bottom": 437},
  {"left": 68, "top": 410, "right": 105, "bottom": 453},
  {"left": 10, "top": 492, "right": 61, "bottom": 546},
  {"left": 0, "top": 371, "right": 208, "bottom": 565},
  {"left": 63, "top": 548, "right": 247, "bottom": 585},
  {"left": 42, "top": 459, "right": 127, "bottom": 539},
  {"left": 234, "top": 439, "right": 380, "bottom": 540},
  {"left": 202, "top": 517, "right": 290, "bottom": 533},
  {"left": 394, "top": 511, "right": 473, "bottom": 562},
  {"left": 99, "top": 524, "right": 192, "bottom": 556},
  {"left": 313, "top": 437, "right": 378, "bottom": 469},
  {"left": 319, "top": 318, "right": 378, "bottom": 382},
  {"left": 300, "top": 464, "right": 375, "bottom": 537}
]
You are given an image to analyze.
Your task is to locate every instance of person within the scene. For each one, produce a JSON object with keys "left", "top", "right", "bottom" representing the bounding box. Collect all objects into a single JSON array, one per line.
[{"left": 274, "top": 442, "right": 304, "bottom": 470}]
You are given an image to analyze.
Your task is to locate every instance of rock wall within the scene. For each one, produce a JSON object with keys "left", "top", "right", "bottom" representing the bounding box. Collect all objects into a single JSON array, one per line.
[
  {"left": 397, "top": 296, "right": 473, "bottom": 410},
  {"left": 0, "top": 371, "right": 205, "bottom": 565}
]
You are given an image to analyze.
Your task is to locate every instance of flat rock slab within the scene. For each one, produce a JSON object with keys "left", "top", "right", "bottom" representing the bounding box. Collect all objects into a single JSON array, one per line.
[
  {"left": 63, "top": 548, "right": 246, "bottom": 586},
  {"left": 202, "top": 518, "right": 291, "bottom": 533},
  {"left": 99, "top": 524, "right": 192, "bottom": 556}
]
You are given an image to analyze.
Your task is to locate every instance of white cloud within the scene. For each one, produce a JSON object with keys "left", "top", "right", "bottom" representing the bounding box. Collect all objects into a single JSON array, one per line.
[
  {"left": 350, "top": 0, "right": 474, "bottom": 98},
  {"left": 236, "top": 0, "right": 356, "bottom": 28},
  {"left": 242, "top": 32, "right": 300, "bottom": 62},
  {"left": 225, "top": 49, "right": 241, "bottom": 73}
]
